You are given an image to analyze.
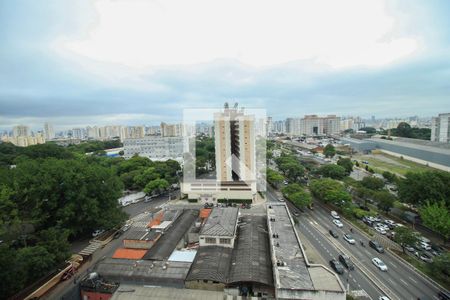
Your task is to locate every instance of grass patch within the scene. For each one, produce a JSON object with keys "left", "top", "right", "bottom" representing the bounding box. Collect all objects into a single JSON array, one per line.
[
  {"left": 353, "top": 152, "right": 437, "bottom": 176},
  {"left": 392, "top": 250, "right": 450, "bottom": 290}
]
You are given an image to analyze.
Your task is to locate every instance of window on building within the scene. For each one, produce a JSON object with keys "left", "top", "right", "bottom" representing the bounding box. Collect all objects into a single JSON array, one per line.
[
  {"left": 219, "top": 238, "right": 230, "bottom": 244},
  {"left": 205, "top": 237, "right": 216, "bottom": 244}
]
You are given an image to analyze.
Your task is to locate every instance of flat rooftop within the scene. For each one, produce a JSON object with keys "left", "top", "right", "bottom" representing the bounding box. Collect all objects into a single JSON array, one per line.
[
  {"left": 111, "top": 285, "right": 224, "bottom": 300},
  {"left": 267, "top": 203, "right": 344, "bottom": 293},
  {"left": 200, "top": 207, "right": 239, "bottom": 237},
  {"left": 267, "top": 204, "right": 314, "bottom": 290}
]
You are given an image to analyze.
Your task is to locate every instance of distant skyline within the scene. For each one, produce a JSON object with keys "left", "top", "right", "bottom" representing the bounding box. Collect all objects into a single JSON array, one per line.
[{"left": 1, "top": 0, "right": 449, "bottom": 130}]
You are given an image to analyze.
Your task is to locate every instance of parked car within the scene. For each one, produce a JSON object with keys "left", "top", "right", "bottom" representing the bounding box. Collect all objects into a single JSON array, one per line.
[
  {"left": 329, "top": 229, "right": 339, "bottom": 238},
  {"left": 418, "top": 241, "right": 431, "bottom": 251},
  {"left": 379, "top": 296, "right": 390, "bottom": 300},
  {"left": 113, "top": 230, "right": 123, "bottom": 239},
  {"left": 331, "top": 211, "right": 340, "bottom": 219},
  {"left": 404, "top": 244, "right": 416, "bottom": 252},
  {"left": 333, "top": 219, "right": 344, "bottom": 228},
  {"left": 415, "top": 251, "right": 433, "bottom": 263},
  {"left": 343, "top": 233, "right": 355, "bottom": 244},
  {"left": 372, "top": 257, "right": 388, "bottom": 271},
  {"left": 374, "top": 226, "right": 387, "bottom": 235},
  {"left": 369, "top": 240, "right": 385, "bottom": 253},
  {"left": 338, "top": 254, "right": 354, "bottom": 270},
  {"left": 329, "top": 259, "right": 344, "bottom": 274},
  {"left": 278, "top": 198, "right": 285, "bottom": 202},
  {"left": 92, "top": 229, "right": 105, "bottom": 237}
]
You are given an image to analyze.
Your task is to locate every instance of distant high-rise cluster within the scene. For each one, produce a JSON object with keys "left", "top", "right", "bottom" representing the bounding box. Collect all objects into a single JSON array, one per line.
[
  {"left": 431, "top": 113, "right": 450, "bottom": 143},
  {"left": 1, "top": 125, "right": 46, "bottom": 147}
]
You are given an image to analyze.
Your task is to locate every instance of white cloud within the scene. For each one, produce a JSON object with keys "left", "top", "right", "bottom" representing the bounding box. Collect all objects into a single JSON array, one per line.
[{"left": 59, "top": 0, "right": 420, "bottom": 69}]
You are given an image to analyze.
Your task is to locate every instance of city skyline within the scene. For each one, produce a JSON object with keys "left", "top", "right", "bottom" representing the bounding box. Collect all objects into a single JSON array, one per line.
[{"left": 1, "top": 0, "right": 450, "bottom": 129}]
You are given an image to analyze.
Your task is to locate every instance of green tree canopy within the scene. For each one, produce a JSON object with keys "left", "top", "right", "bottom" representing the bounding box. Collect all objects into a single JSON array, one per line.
[
  {"left": 317, "top": 164, "right": 346, "bottom": 180},
  {"left": 144, "top": 178, "right": 170, "bottom": 195},
  {"left": 310, "top": 178, "right": 352, "bottom": 206},
  {"left": 398, "top": 171, "right": 450, "bottom": 207},
  {"left": 267, "top": 169, "right": 284, "bottom": 187},
  {"left": 323, "top": 144, "right": 336, "bottom": 158},
  {"left": 419, "top": 201, "right": 450, "bottom": 240},
  {"left": 361, "top": 176, "right": 385, "bottom": 190},
  {"left": 394, "top": 226, "right": 418, "bottom": 253},
  {"left": 290, "top": 190, "right": 312, "bottom": 208},
  {"left": 374, "top": 191, "right": 395, "bottom": 213},
  {"left": 382, "top": 171, "right": 397, "bottom": 183},
  {"left": 337, "top": 158, "right": 353, "bottom": 174},
  {"left": 396, "top": 122, "right": 412, "bottom": 138}
]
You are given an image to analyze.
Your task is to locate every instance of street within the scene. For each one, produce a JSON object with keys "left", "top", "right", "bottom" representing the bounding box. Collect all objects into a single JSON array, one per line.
[{"left": 266, "top": 187, "right": 443, "bottom": 300}]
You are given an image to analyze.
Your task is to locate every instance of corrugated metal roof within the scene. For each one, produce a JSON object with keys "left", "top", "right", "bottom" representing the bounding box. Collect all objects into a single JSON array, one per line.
[
  {"left": 185, "top": 246, "right": 232, "bottom": 283},
  {"left": 143, "top": 209, "right": 199, "bottom": 261},
  {"left": 200, "top": 207, "right": 238, "bottom": 237},
  {"left": 168, "top": 250, "right": 197, "bottom": 263},
  {"left": 228, "top": 215, "right": 273, "bottom": 286}
]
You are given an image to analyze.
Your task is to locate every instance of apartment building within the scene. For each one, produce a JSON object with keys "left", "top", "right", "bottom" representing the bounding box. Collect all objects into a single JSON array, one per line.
[{"left": 431, "top": 113, "right": 450, "bottom": 143}]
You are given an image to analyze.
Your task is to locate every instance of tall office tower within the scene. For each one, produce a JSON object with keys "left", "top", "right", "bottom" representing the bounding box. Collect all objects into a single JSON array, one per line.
[
  {"left": 71, "top": 128, "right": 84, "bottom": 139},
  {"left": 431, "top": 113, "right": 450, "bottom": 143},
  {"left": 214, "top": 103, "right": 255, "bottom": 183},
  {"left": 160, "top": 122, "right": 182, "bottom": 137},
  {"left": 273, "top": 120, "right": 286, "bottom": 134},
  {"left": 266, "top": 117, "right": 273, "bottom": 133},
  {"left": 13, "top": 125, "right": 29, "bottom": 137},
  {"left": 285, "top": 118, "right": 301, "bottom": 136},
  {"left": 44, "top": 122, "right": 55, "bottom": 140}
]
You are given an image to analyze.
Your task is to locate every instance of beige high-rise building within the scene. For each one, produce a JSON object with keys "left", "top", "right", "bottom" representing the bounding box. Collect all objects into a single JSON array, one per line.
[
  {"left": 160, "top": 122, "right": 182, "bottom": 137},
  {"left": 431, "top": 113, "right": 450, "bottom": 143},
  {"left": 13, "top": 125, "right": 29, "bottom": 137},
  {"left": 44, "top": 122, "right": 55, "bottom": 140},
  {"left": 214, "top": 103, "right": 256, "bottom": 185}
]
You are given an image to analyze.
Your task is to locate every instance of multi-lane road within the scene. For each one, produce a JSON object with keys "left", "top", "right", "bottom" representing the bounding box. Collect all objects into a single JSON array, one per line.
[{"left": 266, "top": 187, "right": 445, "bottom": 300}]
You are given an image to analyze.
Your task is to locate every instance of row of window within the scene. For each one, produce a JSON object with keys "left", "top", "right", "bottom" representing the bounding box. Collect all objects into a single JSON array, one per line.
[{"left": 204, "top": 237, "right": 231, "bottom": 244}]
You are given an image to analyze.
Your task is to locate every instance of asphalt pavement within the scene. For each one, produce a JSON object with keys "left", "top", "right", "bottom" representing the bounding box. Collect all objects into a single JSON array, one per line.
[{"left": 266, "top": 187, "right": 443, "bottom": 300}]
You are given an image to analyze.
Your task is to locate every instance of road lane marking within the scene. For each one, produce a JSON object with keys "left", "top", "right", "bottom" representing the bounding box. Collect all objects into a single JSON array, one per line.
[
  {"left": 399, "top": 279, "right": 408, "bottom": 286},
  {"left": 408, "top": 277, "right": 417, "bottom": 284}
]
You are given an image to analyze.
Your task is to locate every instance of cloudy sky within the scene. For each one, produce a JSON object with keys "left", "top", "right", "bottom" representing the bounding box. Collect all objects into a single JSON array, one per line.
[{"left": 1, "top": 0, "right": 449, "bottom": 130}]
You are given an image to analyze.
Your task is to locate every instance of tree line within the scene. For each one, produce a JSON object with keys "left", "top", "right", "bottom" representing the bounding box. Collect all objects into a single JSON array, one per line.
[{"left": 0, "top": 141, "right": 180, "bottom": 298}]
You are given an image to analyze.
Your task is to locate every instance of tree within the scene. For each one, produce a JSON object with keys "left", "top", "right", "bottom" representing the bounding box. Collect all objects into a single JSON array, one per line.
[
  {"left": 133, "top": 167, "right": 159, "bottom": 189},
  {"left": 17, "top": 246, "right": 56, "bottom": 283},
  {"left": 337, "top": 158, "right": 353, "bottom": 174},
  {"left": 419, "top": 201, "right": 450, "bottom": 241},
  {"left": 394, "top": 226, "right": 418, "bottom": 253},
  {"left": 317, "top": 164, "right": 346, "bottom": 180},
  {"left": 428, "top": 253, "right": 450, "bottom": 278},
  {"left": 361, "top": 176, "right": 385, "bottom": 190},
  {"left": 396, "top": 122, "right": 412, "bottom": 138},
  {"left": 374, "top": 191, "right": 395, "bottom": 213},
  {"left": 290, "top": 190, "right": 312, "bottom": 208},
  {"left": 309, "top": 178, "right": 352, "bottom": 205},
  {"left": 323, "top": 144, "right": 336, "bottom": 158},
  {"left": 118, "top": 150, "right": 124, "bottom": 156},
  {"left": 398, "top": 171, "right": 450, "bottom": 207},
  {"left": 382, "top": 171, "right": 397, "bottom": 183},
  {"left": 144, "top": 178, "right": 169, "bottom": 195},
  {"left": 282, "top": 183, "right": 303, "bottom": 198},
  {"left": 267, "top": 169, "right": 284, "bottom": 187}
]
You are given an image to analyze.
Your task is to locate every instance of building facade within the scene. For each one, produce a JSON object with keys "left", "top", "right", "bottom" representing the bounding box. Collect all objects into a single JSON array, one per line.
[
  {"left": 300, "top": 115, "right": 340, "bottom": 136},
  {"left": 431, "top": 113, "right": 450, "bottom": 143},
  {"left": 123, "top": 136, "right": 184, "bottom": 161}
]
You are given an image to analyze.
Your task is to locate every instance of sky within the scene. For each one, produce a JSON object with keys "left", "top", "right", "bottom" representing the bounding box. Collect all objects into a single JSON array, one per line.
[{"left": 0, "top": 0, "right": 449, "bottom": 130}]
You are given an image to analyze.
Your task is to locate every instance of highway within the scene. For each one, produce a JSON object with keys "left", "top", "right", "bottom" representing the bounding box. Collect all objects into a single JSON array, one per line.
[{"left": 266, "top": 187, "right": 444, "bottom": 300}]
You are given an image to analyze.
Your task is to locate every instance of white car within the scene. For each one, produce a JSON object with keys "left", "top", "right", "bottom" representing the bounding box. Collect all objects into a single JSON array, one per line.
[
  {"left": 419, "top": 241, "right": 431, "bottom": 251},
  {"left": 278, "top": 198, "right": 285, "bottom": 202},
  {"left": 333, "top": 219, "right": 344, "bottom": 228},
  {"left": 343, "top": 234, "right": 355, "bottom": 244},
  {"left": 379, "top": 296, "right": 390, "bottom": 300},
  {"left": 92, "top": 229, "right": 105, "bottom": 237},
  {"left": 331, "top": 211, "right": 340, "bottom": 219},
  {"left": 384, "top": 219, "right": 395, "bottom": 226},
  {"left": 372, "top": 257, "right": 388, "bottom": 271},
  {"left": 374, "top": 226, "right": 387, "bottom": 235}
]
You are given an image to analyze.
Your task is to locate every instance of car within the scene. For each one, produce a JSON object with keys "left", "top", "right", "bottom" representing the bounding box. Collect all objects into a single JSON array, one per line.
[
  {"left": 438, "top": 290, "right": 450, "bottom": 300},
  {"left": 329, "top": 229, "right": 339, "bottom": 238},
  {"left": 338, "top": 254, "right": 354, "bottom": 270},
  {"left": 404, "top": 244, "right": 416, "bottom": 252},
  {"left": 292, "top": 211, "right": 300, "bottom": 217},
  {"left": 329, "top": 259, "right": 344, "bottom": 274},
  {"left": 331, "top": 211, "right": 340, "bottom": 219},
  {"left": 278, "top": 198, "right": 285, "bottom": 202},
  {"left": 333, "top": 219, "right": 344, "bottom": 228},
  {"left": 415, "top": 251, "right": 433, "bottom": 263},
  {"left": 379, "top": 296, "right": 391, "bottom": 300},
  {"left": 418, "top": 241, "right": 431, "bottom": 251},
  {"left": 374, "top": 226, "right": 386, "bottom": 235},
  {"left": 418, "top": 236, "right": 431, "bottom": 244},
  {"left": 343, "top": 233, "right": 355, "bottom": 244},
  {"left": 369, "top": 240, "right": 385, "bottom": 253},
  {"left": 122, "top": 224, "right": 131, "bottom": 232},
  {"left": 113, "top": 230, "right": 123, "bottom": 239},
  {"left": 372, "top": 257, "right": 388, "bottom": 271},
  {"left": 92, "top": 229, "right": 105, "bottom": 237}
]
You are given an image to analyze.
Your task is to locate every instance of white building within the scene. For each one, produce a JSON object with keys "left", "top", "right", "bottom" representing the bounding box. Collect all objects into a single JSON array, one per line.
[
  {"left": 199, "top": 207, "right": 239, "bottom": 248},
  {"left": 44, "top": 122, "right": 55, "bottom": 140},
  {"left": 13, "top": 125, "right": 29, "bottom": 137},
  {"left": 431, "top": 113, "right": 450, "bottom": 143},
  {"left": 300, "top": 115, "right": 340, "bottom": 136},
  {"left": 123, "top": 136, "right": 184, "bottom": 161}
]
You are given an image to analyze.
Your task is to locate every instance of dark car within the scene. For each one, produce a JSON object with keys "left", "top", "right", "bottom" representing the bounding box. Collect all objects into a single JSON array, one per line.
[
  {"left": 329, "top": 259, "right": 344, "bottom": 274},
  {"left": 369, "top": 240, "right": 385, "bottom": 253},
  {"left": 438, "top": 291, "right": 450, "bottom": 300},
  {"left": 113, "top": 230, "right": 122, "bottom": 239},
  {"left": 329, "top": 229, "right": 339, "bottom": 238},
  {"left": 338, "top": 254, "right": 355, "bottom": 270}
]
